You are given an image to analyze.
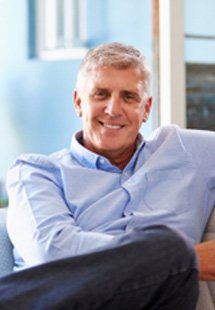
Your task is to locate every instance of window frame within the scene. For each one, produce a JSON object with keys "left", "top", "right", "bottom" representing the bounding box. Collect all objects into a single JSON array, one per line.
[{"left": 35, "top": 0, "right": 88, "bottom": 60}]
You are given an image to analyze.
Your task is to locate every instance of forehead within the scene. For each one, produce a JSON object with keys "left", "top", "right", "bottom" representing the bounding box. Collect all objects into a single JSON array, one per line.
[{"left": 81, "top": 66, "right": 145, "bottom": 91}]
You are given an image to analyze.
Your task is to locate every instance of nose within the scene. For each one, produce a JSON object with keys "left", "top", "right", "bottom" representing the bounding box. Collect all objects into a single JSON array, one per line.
[{"left": 104, "top": 96, "right": 122, "bottom": 117}]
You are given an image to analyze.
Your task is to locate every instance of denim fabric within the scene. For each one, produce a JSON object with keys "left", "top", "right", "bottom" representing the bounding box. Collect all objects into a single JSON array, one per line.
[{"left": 0, "top": 226, "right": 198, "bottom": 310}]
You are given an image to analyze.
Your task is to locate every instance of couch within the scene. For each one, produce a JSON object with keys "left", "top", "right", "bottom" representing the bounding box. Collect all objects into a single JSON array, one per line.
[
  {"left": 0, "top": 206, "right": 215, "bottom": 309},
  {"left": 0, "top": 208, "right": 14, "bottom": 276},
  {"left": 196, "top": 209, "right": 215, "bottom": 310}
]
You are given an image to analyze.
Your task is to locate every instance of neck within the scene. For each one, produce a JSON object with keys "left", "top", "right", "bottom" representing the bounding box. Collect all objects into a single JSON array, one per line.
[
  {"left": 110, "top": 157, "right": 132, "bottom": 170},
  {"left": 104, "top": 145, "right": 136, "bottom": 170},
  {"left": 80, "top": 133, "right": 139, "bottom": 170}
]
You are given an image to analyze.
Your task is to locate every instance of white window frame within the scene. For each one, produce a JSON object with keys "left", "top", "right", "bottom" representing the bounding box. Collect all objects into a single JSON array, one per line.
[
  {"left": 157, "top": 0, "right": 186, "bottom": 128},
  {"left": 36, "top": 0, "right": 88, "bottom": 60}
]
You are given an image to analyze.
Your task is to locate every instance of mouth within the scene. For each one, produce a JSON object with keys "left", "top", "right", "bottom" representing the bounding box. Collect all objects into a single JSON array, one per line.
[{"left": 99, "top": 121, "right": 125, "bottom": 129}]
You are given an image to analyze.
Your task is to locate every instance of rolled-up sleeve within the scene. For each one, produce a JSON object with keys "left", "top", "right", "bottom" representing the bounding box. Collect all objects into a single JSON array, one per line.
[{"left": 6, "top": 156, "right": 113, "bottom": 268}]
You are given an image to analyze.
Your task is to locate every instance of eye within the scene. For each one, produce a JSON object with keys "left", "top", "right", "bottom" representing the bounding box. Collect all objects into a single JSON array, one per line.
[
  {"left": 94, "top": 89, "right": 109, "bottom": 100},
  {"left": 123, "top": 92, "right": 139, "bottom": 103},
  {"left": 125, "top": 93, "right": 134, "bottom": 100}
]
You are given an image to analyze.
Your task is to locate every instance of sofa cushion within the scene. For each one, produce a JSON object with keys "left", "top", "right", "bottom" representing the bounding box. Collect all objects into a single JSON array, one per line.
[
  {"left": 0, "top": 208, "right": 14, "bottom": 277},
  {"left": 197, "top": 207, "right": 215, "bottom": 310}
]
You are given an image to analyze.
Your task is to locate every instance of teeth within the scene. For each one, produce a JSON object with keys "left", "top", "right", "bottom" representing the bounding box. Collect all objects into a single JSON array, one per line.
[{"left": 103, "top": 123, "right": 122, "bottom": 129}]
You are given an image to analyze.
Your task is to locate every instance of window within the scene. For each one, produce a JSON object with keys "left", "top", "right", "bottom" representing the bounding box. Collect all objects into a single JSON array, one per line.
[{"left": 36, "top": 0, "right": 87, "bottom": 60}]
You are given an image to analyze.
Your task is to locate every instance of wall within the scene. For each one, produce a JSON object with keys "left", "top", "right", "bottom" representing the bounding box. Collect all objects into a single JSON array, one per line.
[
  {"left": 0, "top": 0, "right": 153, "bottom": 182},
  {"left": 0, "top": 1, "right": 80, "bottom": 182}
]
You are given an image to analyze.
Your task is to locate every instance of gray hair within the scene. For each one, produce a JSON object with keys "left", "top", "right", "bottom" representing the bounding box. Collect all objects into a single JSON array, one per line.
[{"left": 76, "top": 42, "right": 152, "bottom": 97}]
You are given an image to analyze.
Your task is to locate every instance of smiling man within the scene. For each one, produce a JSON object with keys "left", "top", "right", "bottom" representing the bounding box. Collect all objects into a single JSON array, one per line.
[
  {"left": 74, "top": 64, "right": 152, "bottom": 169},
  {"left": 2, "top": 42, "right": 215, "bottom": 309},
  {"left": 74, "top": 46, "right": 152, "bottom": 169}
]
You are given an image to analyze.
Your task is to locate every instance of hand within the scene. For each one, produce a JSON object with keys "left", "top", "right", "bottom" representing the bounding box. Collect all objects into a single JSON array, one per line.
[{"left": 195, "top": 240, "right": 215, "bottom": 281}]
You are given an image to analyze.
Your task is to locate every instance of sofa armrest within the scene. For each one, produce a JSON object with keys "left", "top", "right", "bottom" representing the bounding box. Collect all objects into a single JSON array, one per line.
[
  {"left": 0, "top": 208, "right": 14, "bottom": 277},
  {"left": 197, "top": 207, "right": 215, "bottom": 310},
  {"left": 202, "top": 210, "right": 215, "bottom": 242}
]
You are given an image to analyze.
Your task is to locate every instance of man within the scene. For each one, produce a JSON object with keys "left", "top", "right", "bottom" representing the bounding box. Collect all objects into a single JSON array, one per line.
[{"left": 0, "top": 42, "right": 215, "bottom": 309}]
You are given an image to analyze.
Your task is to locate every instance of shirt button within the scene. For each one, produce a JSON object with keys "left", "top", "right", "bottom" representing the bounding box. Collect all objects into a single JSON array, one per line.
[{"left": 124, "top": 171, "right": 129, "bottom": 177}]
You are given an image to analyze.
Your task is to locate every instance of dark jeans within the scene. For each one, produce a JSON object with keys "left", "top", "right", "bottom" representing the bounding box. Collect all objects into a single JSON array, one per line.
[{"left": 0, "top": 226, "right": 199, "bottom": 310}]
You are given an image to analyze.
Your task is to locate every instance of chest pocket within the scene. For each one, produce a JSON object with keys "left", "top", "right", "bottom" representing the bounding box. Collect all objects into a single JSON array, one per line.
[{"left": 143, "top": 169, "right": 190, "bottom": 214}]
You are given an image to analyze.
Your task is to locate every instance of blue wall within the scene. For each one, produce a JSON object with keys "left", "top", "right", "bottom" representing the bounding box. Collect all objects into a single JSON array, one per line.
[{"left": 0, "top": 0, "right": 153, "bottom": 181}]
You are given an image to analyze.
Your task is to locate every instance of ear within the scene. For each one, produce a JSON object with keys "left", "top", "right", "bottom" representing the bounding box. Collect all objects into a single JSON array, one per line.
[
  {"left": 73, "top": 89, "right": 82, "bottom": 117},
  {"left": 142, "top": 96, "right": 152, "bottom": 122}
]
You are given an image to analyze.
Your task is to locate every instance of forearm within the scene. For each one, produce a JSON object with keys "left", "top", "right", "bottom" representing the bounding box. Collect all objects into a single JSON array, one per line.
[
  {"left": 7, "top": 159, "right": 114, "bottom": 267},
  {"left": 8, "top": 211, "right": 114, "bottom": 267},
  {"left": 195, "top": 240, "right": 215, "bottom": 281}
]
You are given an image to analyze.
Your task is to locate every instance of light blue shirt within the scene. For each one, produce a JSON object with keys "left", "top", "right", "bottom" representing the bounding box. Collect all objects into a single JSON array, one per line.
[{"left": 6, "top": 125, "right": 215, "bottom": 269}]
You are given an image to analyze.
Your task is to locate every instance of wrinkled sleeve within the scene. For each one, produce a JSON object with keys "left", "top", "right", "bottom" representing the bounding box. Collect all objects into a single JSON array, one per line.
[{"left": 6, "top": 155, "right": 114, "bottom": 267}]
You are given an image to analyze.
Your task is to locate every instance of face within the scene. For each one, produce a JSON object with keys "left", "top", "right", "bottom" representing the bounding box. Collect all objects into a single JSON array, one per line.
[{"left": 74, "top": 66, "right": 152, "bottom": 163}]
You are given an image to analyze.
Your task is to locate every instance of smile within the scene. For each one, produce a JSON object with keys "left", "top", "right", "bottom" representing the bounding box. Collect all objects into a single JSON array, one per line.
[{"left": 99, "top": 121, "right": 124, "bottom": 129}]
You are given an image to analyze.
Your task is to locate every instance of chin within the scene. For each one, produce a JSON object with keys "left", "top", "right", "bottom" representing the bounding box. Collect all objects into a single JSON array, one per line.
[
  {"left": 99, "top": 144, "right": 123, "bottom": 153},
  {"left": 99, "top": 139, "right": 120, "bottom": 147}
]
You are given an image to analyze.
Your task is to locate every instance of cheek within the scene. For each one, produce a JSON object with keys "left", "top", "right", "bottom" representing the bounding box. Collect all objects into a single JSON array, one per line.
[
  {"left": 88, "top": 103, "right": 104, "bottom": 117},
  {"left": 128, "top": 108, "right": 145, "bottom": 125},
  {"left": 82, "top": 104, "right": 100, "bottom": 122},
  {"left": 81, "top": 100, "right": 92, "bottom": 115}
]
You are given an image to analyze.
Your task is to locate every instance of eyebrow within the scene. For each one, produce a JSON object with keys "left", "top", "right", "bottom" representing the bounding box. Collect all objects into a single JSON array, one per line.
[{"left": 91, "top": 87, "right": 109, "bottom": 93}]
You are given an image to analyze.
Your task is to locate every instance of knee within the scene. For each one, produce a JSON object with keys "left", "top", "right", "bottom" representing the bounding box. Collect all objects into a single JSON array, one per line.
[
  {"left": 113, "top": 225, "right": 198, "bottom": 275},
  {"left": 144, "top": 225, "right": 198, "bottom": 273}
]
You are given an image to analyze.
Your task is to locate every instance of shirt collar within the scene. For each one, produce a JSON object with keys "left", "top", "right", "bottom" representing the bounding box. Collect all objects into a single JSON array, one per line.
[{"left": 70, "top": 131, "right": 145, "bottom": 172}]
